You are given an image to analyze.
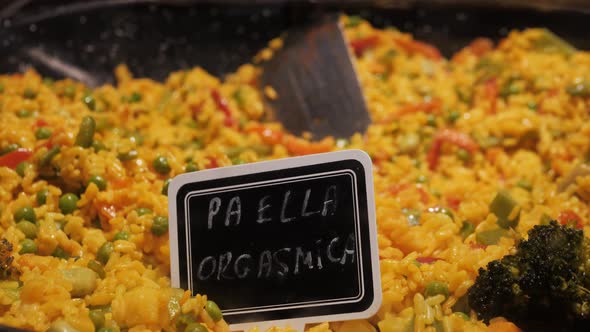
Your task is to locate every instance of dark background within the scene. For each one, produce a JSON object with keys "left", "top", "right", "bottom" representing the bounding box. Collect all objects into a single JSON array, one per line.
[{"left": 0, "top": 0, "right": 588, "bottom": 87}]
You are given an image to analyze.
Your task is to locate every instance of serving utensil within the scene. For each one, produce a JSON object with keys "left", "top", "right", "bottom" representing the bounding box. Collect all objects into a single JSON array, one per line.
[{"left": 259, "top": 14, "right": 370, "bottom": 139}]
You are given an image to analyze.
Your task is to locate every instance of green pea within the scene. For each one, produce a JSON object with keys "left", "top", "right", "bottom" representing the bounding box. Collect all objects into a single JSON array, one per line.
[
  {"left": 185, "top": 163, "right": 198, "bottom": 173},
  {"left": 19, "top": 239, "right": 37, "bottom": 254},
  {"left": 42, "top": 77, "right": 55, "bottom": 86},
  {"left": 16, "top": 109, "right": 31, "bottom": 118},
  {"left": 89, "top": 309, "right": 105, "bottom": 329},
  {"left": 75, "top": 116, "right": 96, "bottom": 148},
  {"left": 59, "top": 193, "right": 79, "bottom": 214},
  {"left": 424, "top": 281, "right": 449, "bottom": 299},
  {"left": 14, "top": 206, "right": 36, "bottom": 223},
  {"left": 47, "top": 320, "right": 78, "bottom": 332},
  {"left": 87, "top": 259, "right": 106, "bottom": 278},
  {"left": 36, "top": 188, "right": 49, "bottom": 205},
  {"left": 566, "top": 80, "right": 590, "bottom": 97},
  {"left": 454, "top": 312, "right": 470, "bottom": 321},
  {"left": 113, "top": 231, "right": 129, "bottom": 241},
  {"left": 231, "top": 158, "right": 245, "bottom": 165},
  {"left": 128, "top": 132, "right": 144, "bottom": 145},
  {"left": 129, "top": 92, "right": 142, "bottom": 103},
  {"left": 415, "top": 175, "right": 428, "bottom": 184},
  {"left": 23, "top": 88, "right": 37, "bottom": 99},
  {"left": 447, "top": 110, "right": 461, "bottom": 123},
  {"left": 15, "top": 162, "right": 31, "bottom": 177},
  {"left": 153, "top": 156, "right": 171, "bottom": 174},
  {"left": 96, "top": 242, "right": 113, "bottom": 265},
  {"left": 456, "top": 148, "right": 470, "bottom": 162},
  {"left": 34, "top": 127, "right": 52, "bottom": 140},
  {"left": 426, "top": 114, "right": 437, "bottom": 127},
  {"left": 117, "top": 150, "right": 138, "bottom": 161},
  {"left": 88, "top": 175, "right": 107, "bottom": 191},
  {"left": 185, "top": 323, "right": 208, "bottom": 332},
  {"left": 151, "top": 216, "right": 168, "bottom": 236},
  {"left": 39, "top": 145, "right": 61, "bottom": 166},
  {"left": 162, "top": 178, "right": 171, "bottom": 196},
  {"left": 83, "top": 94, "right": 96, "bottom": 111},
  {"left": 63, "top": 85, "right": 76, "bottom": 98},
  {"left": 205, "top": 300, "right": 223, "bottom": 321},
  {"left": 1, "top": 143, "right": 19, "bottom": 155},
  {"left": 16, "top": 220, "right": 38, "bottom": 239},
  {"left": 527, "top": 101, "right": 538, "bottom": 111},
  {"left": 135, "top": 207, "right": 152, "bottom": 216},
  {"left": 92, "top": 141, "right": 106, "bottom": 152},
  {"left": 52, "top": 247, "right": 70, "bottom": 259}
]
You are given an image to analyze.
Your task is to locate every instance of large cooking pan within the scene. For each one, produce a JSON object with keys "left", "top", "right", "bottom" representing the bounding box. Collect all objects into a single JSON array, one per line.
[{"left": 0, "top": 0, "right": 588, "bottom": 87}]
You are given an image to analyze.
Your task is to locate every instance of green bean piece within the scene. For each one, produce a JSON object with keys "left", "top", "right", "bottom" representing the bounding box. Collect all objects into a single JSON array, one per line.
[
  {"left": 489, "top": 190, "right": 520, "bottom": 229},
  {"left": 117, "top": 149, "right": 138, "bottom": 161},
  {"left": 47, "top": 320, "right": 79, "bottom": 332},
  {"left": 15, "top": 162, "right": 31, "bottom": 177},
  {"left": 205, "top": 300, "right": 223, "bottom": 321},
  {"left": 87, "top": 260, "right": 106, "bottom": 278},
  {"left": 23, "top": 88, "right": 37, "bottom": 99},
  {"left": 52, "top": 247, "right": 70, "bottom": 260},
  {"left": 96, "top": 242, "right": 113, "bottom": 265},
  {"left": 92, "top": 141, "right": 106, "bottom": 152},
  {"left": 184, "top": 323, "right": 208, "bottom": 332},
  {"left": 75, "top": 116, "right": 96, "bottom": 148},
  {"left": 151, "top": 216, "right": 169, "bottom": 236},
  {"left": 153, "top": 156, "right": 171, "bottom": 174},
  {"left": 19, "top": 239, "right": 37, "bottom": 254},
  {"left": 566, "top": 80, "right": 590, "bottom": 97},
  {"left": 16, "top": 221, "right": 38, "bottom": 239},
  {"left": 113, "top": 231, "right": 129, "bottom": 241},
  {"left": 460, "top": 221, "right": 475, "bottom": 239},
  {"left": 83, "top": 94, "right": 96, "bottom": 111},
  {"left": 16, "top": 109, "right": 31, "bottom": 118},
  {"left": 516, "top": 179, "right": 532, "bottom": 191},
  {"left": 59, "top": 193, "right": 79, "bottom": 214},
  {"left": 426, "top": 114, "right": 437, "bottom": 127},
  {"left": 97, "top": 328, "right": 116, "bottom": 332},
  {"left": 35, "top": 127, "right": 52, "bottom": 140},
  {"left": 61, "top": 267, "right": 97, "bottom": 297},
  {"left": 129, "top": 92, "right": 142, "bottom": 103},
  {"left": 424, "top": 281, "right": 450, "bottom": 299},
  {"left": 88, "top": 175, "right": 107, "bottom": 191},
  {"left": 0, "top": 143, "right": 19, "bottom": 155},
  {"left": 135, "top": 207, "right": 152, "bottom": 216},
  {"left": 39, "top": 146, "right": 61, "bottom": 167},
  {"left": 14, "top": 206, "right": 36, "bottom": 223},
  {"left": 500, "top": 81, "right": 522, "bottom": 97},
  {"left": 532, "top": 29, "right": 576, "bottom": 56},
  {"left": 89, "top": 309, "right": 106, "bottom": 329},
  {"left": 162, "top": 178, "right": 171, "bottom": 196},
  {"left": 476, "top": 228, "right": 508, "bottom": 246},
  {"left": 175, "top": 313, "right": 196, "bottom": 331}
]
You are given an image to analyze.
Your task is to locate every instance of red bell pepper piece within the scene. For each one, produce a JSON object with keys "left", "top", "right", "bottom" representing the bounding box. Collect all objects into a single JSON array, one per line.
[
  {"left": 350, "top": 35, "right": 380, "bottom": 56},
  {"left": 0, "top": 149, "right": 33, "bottom": 169},
  {"left": 558, "top": 210, "right": 583, "bottom": 229},
  {"left": 427, "top": 129, "right": 479, "bottom": 170},
  {"left": 211, "top": 89, "right": 235, "bottom": 127},
  {"left": 484, "top": 78, "right": 499, "bottom": 114},
  {"left": 394, "top": 37, "right": 442, "bottom": 61}
]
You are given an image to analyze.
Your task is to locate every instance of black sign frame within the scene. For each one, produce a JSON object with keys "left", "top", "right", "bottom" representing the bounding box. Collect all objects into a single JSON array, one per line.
[{"left": 168, "top": 150, "right": 381, "bottom": 330}]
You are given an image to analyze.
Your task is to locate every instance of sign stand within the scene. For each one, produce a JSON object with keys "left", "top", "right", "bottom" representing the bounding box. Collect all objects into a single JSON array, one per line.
[{"left": 168, "top": 150, "right": 381, "bottom": 330}]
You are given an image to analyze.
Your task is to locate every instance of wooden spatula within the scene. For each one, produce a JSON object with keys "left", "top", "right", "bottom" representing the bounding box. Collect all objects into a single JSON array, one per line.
[{"left": 259, "top": 14, "right": 371, "bottom": 140}]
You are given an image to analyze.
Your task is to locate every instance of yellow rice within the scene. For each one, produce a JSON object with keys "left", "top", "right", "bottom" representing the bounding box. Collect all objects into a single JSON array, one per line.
[{"left": 0, "top": 15, "right": 589, "bottom": 332}]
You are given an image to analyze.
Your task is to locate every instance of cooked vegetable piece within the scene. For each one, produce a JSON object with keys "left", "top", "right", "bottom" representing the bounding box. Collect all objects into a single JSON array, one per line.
[
  {"left": 96, "top": 242, "right": 113, "bottom": 265},
  {"left": 75, "top": 116, "right": 96, "bottom": 148},
  {"left": 489, "top": 191, "right": 520, "bottom": 229},
  {"left": 59, "top": 193, "right": 79, "bottom": 214},
  {"left": 205, "top": 300, "right": 223, "bottom": 321},
  {"left": 476, "top": 228, "right": 508, "bottom": 246},
  {"left": 14, "top": 206, "right": 36, "bottom": 223}
]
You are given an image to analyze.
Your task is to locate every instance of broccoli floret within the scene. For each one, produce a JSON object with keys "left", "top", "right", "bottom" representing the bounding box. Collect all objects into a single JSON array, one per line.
[{"left": 468, "top": 221, "right": 590, "bottom": 331}]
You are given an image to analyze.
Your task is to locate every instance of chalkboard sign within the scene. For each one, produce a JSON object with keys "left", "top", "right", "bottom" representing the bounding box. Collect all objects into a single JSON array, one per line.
[{"left": 168, "top": 150, "right": 381, "bottom": 331}]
